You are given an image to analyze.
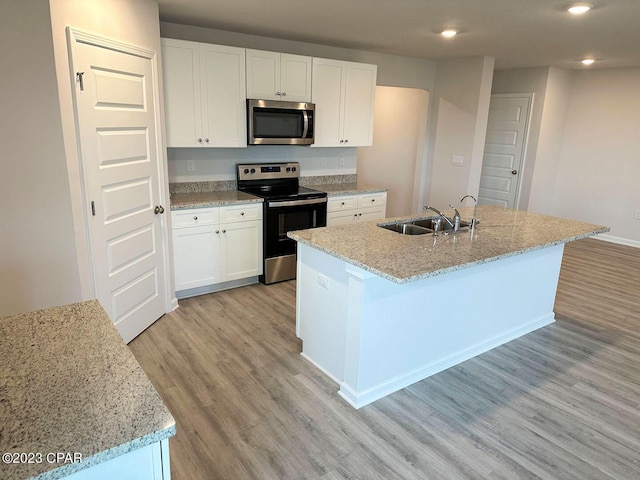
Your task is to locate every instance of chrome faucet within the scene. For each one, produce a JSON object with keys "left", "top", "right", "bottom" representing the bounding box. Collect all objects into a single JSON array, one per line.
[
  {"left": 460, "top": 195, "right": 479, "bottom": 229},
  {"left": 423, "top": 205, "right": 455, "bottom": 230}
]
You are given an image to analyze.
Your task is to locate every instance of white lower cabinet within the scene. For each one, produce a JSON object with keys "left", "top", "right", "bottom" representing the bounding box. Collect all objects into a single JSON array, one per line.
[
  {"left": 326, "top": 192, "right": 387, "bottom": 226},
  {"left": 172, "top": 204, "right": 263, "bottom": 294}
]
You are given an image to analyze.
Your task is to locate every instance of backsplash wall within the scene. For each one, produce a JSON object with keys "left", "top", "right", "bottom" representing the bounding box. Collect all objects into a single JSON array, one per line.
[{"left": 167, "top": 146, "right": 357, "bottom": 182}]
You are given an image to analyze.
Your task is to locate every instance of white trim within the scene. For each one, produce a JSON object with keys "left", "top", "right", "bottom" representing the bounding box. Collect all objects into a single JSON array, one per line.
[{"left": 596, "top": 234, "right": 640, "bottom": 249}]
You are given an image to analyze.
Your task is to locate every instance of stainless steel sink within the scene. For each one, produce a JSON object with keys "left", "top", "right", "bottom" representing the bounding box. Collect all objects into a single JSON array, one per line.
[
  {"left": 379, "top": 217, "right": 471, "bottom": 235},
  {"left": 379, "top": 223, "right": 433, "bottom": 235}
]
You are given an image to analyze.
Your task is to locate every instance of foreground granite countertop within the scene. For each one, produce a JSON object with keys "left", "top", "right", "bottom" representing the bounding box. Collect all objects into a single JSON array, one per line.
[
  {"left": 170, "top": 190, "right": 262, "bottom": 210},
  {"left": 288, "top": 205, "right": 609, "bottom": 284},
  {"left": 0, "top": 300, "right": 175, "bottom": 480},
  {"left": 311, "top": 183, "right": 387, "bottom": 196}
]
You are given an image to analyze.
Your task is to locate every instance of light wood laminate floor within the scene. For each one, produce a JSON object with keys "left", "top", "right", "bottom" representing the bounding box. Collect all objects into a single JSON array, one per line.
[{"left": 130, "top": 238, "right": 640, "bottom": 479}]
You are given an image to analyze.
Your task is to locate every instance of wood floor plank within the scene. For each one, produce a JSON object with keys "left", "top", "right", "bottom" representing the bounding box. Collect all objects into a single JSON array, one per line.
[{"left": 129, "top": 238, "right": 640, "bottom": 479}]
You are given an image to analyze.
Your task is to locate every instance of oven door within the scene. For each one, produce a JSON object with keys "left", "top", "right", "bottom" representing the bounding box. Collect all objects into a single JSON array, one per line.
[{"left": 264, "top": 196, "right": 327, "bottom": 258}]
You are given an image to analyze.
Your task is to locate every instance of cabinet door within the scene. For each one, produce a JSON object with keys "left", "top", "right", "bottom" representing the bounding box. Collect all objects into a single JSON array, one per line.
[
  {"left": 173, "top": 225, "right": 220, "bottom": 290},
  {"left": 357, "top": 206, "right": 386, "bottom": 222},
  {"left": 327, "top": 210, "right": 358, "bottom": 226},
  {"left": 312, "top": 58, "right": 345, "bottom": 147},
  {"left": 246, "top": 49, "right": 280, "bottom": 100},
  {"left": 220, "top": 220, "right": 263, "bottom": 281},
  {"left": 343, "top": 63, "right": 377, "bottom": 147},
  {"left": 161, "top": 38, "right": 202, "bottom": 147},
  {"left": 281, "top": 54, "right": 312, "bottom": 102},
  {"left": 200, "top": 44, "right": 247, "bottom": 147}
]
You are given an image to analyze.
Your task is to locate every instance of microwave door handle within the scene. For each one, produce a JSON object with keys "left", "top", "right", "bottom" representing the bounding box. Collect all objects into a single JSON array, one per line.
[{"left": 302, "top": 111, "right": 309, "bottom": 139}]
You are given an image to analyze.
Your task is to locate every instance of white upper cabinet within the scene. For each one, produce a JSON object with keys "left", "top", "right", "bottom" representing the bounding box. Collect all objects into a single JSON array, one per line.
[
  {"left": 312, "top": 58, "right": 377, "bottom": 147},
  {"left": 161, "top": 38, "right": 246, "bottom": 148},
  {"left": 246, "top": 49, "right": 312, "bottom": 102}
]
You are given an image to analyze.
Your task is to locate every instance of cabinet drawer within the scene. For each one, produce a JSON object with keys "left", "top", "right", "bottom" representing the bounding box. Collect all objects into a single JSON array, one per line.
[
  {"left": 327, "top": 195, "right": 357, "bottom": 212},
  {"left": 357, "top": 192, "right": 386, "bottom": 209},
  {"left": 219, "top": 203, "right": 262, "bottom": 223},
  {"left": 172, "top": 208, "right": 219, "bottom": 228}
]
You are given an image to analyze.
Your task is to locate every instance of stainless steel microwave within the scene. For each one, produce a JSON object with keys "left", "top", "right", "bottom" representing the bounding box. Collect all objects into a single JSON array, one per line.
[{"left": 247, "top": 99, "right": 315, "bottom": 145}]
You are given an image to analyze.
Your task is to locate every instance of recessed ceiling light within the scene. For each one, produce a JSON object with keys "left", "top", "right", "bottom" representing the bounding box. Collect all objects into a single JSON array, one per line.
[
  {"left": 566, "top": 3, "right": 593, "bottom": 14},
  {"left": 581, "top": 58, "right": 595, "bottom": 65},
  {"left": 441, "top": 29, "right": 458, "bottom": 38}
]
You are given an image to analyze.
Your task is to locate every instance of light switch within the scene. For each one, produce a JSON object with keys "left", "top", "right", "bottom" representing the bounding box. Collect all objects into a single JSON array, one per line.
[{"left": 452, "top": 155, "right": 464, "bottom": 166}]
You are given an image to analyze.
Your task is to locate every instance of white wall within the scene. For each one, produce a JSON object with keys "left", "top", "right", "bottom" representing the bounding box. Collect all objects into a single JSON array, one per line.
[
  {"left": 168, "top": 147, "right": 357, "bottom": 182},
  {"left": 160, "top": 22, "right": 437, "bottom": 183},
  {"left": 551, "top": 68, "right": 640, "bottom": 244},
  {"left": 0, "top": 0, "right": 82, "bottom": 315},
  {"left": 427, "top": 57, "right": 495, "bottom": 209},
  {"left": 357, "top": 86, "right": 429, "bottom": 217},
  {"left": 528, "top": 67, "right": 572, "bottom": 215},
  {"left": 49, "top": 0, "right": 167, "bottom": 298}
]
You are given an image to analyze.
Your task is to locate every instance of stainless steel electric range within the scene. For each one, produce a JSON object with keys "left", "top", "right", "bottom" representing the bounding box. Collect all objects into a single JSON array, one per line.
[{"left": 237, "top": 162, "right": 327, "bottom": 284}]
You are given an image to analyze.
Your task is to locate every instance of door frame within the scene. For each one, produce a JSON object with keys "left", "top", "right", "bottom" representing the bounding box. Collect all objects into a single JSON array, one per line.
[
  {"left": 66, "top": 27, "right": 176, "bottom": 316},
  {"left": 482, "top": 93, "right": 534, "bottom": 210}
]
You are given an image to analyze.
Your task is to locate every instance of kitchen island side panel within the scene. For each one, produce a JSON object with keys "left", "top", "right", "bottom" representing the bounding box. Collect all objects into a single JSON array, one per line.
[{"left": 296, "top": 242, "right": 565, "bottom": 408}]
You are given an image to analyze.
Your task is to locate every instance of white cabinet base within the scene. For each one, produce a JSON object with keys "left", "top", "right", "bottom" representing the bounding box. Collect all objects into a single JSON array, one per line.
[{"left": 296, "top": 243, "right": 564, "bottom": 409}]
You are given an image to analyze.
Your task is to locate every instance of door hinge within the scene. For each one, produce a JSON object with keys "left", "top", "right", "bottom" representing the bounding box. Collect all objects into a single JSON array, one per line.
[
  {"left": 91, "top": 201, "right": 95, "bottom": 216},
  {"left": 76, "top": 71, "right": 85, "bottom": 91}
]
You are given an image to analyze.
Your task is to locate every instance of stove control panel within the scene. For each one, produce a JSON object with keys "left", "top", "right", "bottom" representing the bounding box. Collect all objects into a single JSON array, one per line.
[{"left": 237, "top": 162, "right": 300, "bottom": 181}]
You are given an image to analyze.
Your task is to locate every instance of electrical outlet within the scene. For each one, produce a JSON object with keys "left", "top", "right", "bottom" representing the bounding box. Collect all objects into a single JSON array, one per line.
[
  {"left": 321, "top": 158, "right": 327, "bottom": 167},
  {"left": 635, "top": 209, "right": 640, "bottom": 220},
  {"left": 339, "top": 156, "right": 345, "bottom": 167},
  {"left": 317, "top": 274, "right": 329, "bottom": 289},
  {"left": 186, "top": 160, "right": 196, "bottom": 172}
]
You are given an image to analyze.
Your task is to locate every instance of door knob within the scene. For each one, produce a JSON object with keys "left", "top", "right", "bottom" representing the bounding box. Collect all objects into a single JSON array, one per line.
[
  {"left": 511, "top": 170, "right": 518, "bottom": 175},
  {"left": 154, "top": 205, "right": 165, "bottom": 214}
]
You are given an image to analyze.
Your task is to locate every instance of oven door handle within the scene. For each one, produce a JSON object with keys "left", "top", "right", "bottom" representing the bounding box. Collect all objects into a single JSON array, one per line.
[
  {"left": 302, "top": 111, "right": 309, "bottom": 139},
  {"left": 267, "top": 197, "right": 327, "bottom": 208}
]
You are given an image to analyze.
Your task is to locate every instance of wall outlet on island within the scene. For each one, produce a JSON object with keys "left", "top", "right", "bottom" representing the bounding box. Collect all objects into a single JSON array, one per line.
[
  {"left": 339, "top": 156, "right": 345, "bottom": 167},
  {"left": 317, "top": 274, "right": 329, "bottom": 289},
  {"left": 321, "top": 158, "right": 327, "bottom": 167},
  {"left": 635, "top": 209, "right": 640, "bottom": 220},
  {"left": 186, "top": 159, "right": 196, "bottom": 172}
]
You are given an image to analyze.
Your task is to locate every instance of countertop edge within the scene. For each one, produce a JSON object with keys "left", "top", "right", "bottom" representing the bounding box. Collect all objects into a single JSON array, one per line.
[
  {"left": 289, "top": 227, "right": 609, "bottom": 284},
  {"left": 32, "top": 425, "right": 177, "bottom": 480}
]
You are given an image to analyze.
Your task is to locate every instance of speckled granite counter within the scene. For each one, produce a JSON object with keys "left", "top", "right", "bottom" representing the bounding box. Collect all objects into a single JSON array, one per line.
[
  {"left": 311, "top": 183, "right": 387, "bottom": 196},
  {"left": 170, "top": 190, "right": 262, "bottom": 210},
  {"left": 289, "top": 205, "right": 608, "bottom": 284},
  {"left": 0, "top": 300, "right": 175, "bottom": 480}
]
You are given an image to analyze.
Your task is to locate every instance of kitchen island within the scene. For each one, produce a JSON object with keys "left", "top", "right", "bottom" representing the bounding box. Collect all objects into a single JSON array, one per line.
[
  {"left": 0, "top": 301, "right": 175, "bottom": 480},
  {"left": 288, "top": 206, "right": 608, "bottom": 408}
]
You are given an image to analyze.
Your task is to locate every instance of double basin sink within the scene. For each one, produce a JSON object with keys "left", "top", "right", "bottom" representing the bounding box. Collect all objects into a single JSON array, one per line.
[{"left": 379, "top": 217, "right": 471, "bottom": 236}]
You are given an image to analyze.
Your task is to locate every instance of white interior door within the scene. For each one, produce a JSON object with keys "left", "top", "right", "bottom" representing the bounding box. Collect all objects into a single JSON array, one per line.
[
  {"left": 478, "top": 94, "right": 532, "bottom": 208},
  {"left": 69, "top": 31, "right": 167, "bottom": 343}
]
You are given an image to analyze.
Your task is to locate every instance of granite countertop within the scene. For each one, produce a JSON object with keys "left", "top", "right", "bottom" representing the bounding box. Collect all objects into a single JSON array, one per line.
[
  {"left": 288, "top": 205, "right": 609, "bottom": 284},
  {"left": 0, "top": 300, "right": 175, "bottom": 480},
  {"left": 311, "top": 183, "right": 387, "bottom": 196},
  {"left": 170, "top": 190, "right": 262, "bottom": 210}
]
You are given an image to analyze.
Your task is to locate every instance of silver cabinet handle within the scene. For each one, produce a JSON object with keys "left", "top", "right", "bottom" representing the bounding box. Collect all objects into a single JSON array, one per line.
[
  {"left": 215, "top": 230, "right": 219, "bottom": 234},
  {"left": 205, "top": 138, "right": 209, "bottom": 143},
  {"left": 197, "top": 138, "right": 202, "bottom": 143},
  {"left": 193, "top": 216, "right": 198, "bottom": 221},
  {"left": 222, "top": 229, "right": 226, "bottom": 233}
]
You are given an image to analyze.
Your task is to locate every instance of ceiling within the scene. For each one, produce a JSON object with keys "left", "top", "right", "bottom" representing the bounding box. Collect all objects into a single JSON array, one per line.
[{"left": 156, "top": 0, "right": 640, "bottom": 70}]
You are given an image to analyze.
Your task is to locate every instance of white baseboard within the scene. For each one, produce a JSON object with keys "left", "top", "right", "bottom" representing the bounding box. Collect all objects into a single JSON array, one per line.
[
  {"left": 338, "top": 313, "right": 555, "bottom": 409},
  {"left": 595, "top": 234, "right": 640, "bottom": 249}
]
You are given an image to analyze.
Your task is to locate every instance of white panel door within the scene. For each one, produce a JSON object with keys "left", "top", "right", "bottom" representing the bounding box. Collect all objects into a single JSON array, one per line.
[
  {"left": 479, "top": 95, "right": 532, "bottom": 208},
  {"left": 70, "top": 32, "right": 167, "bottom": 343}
]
